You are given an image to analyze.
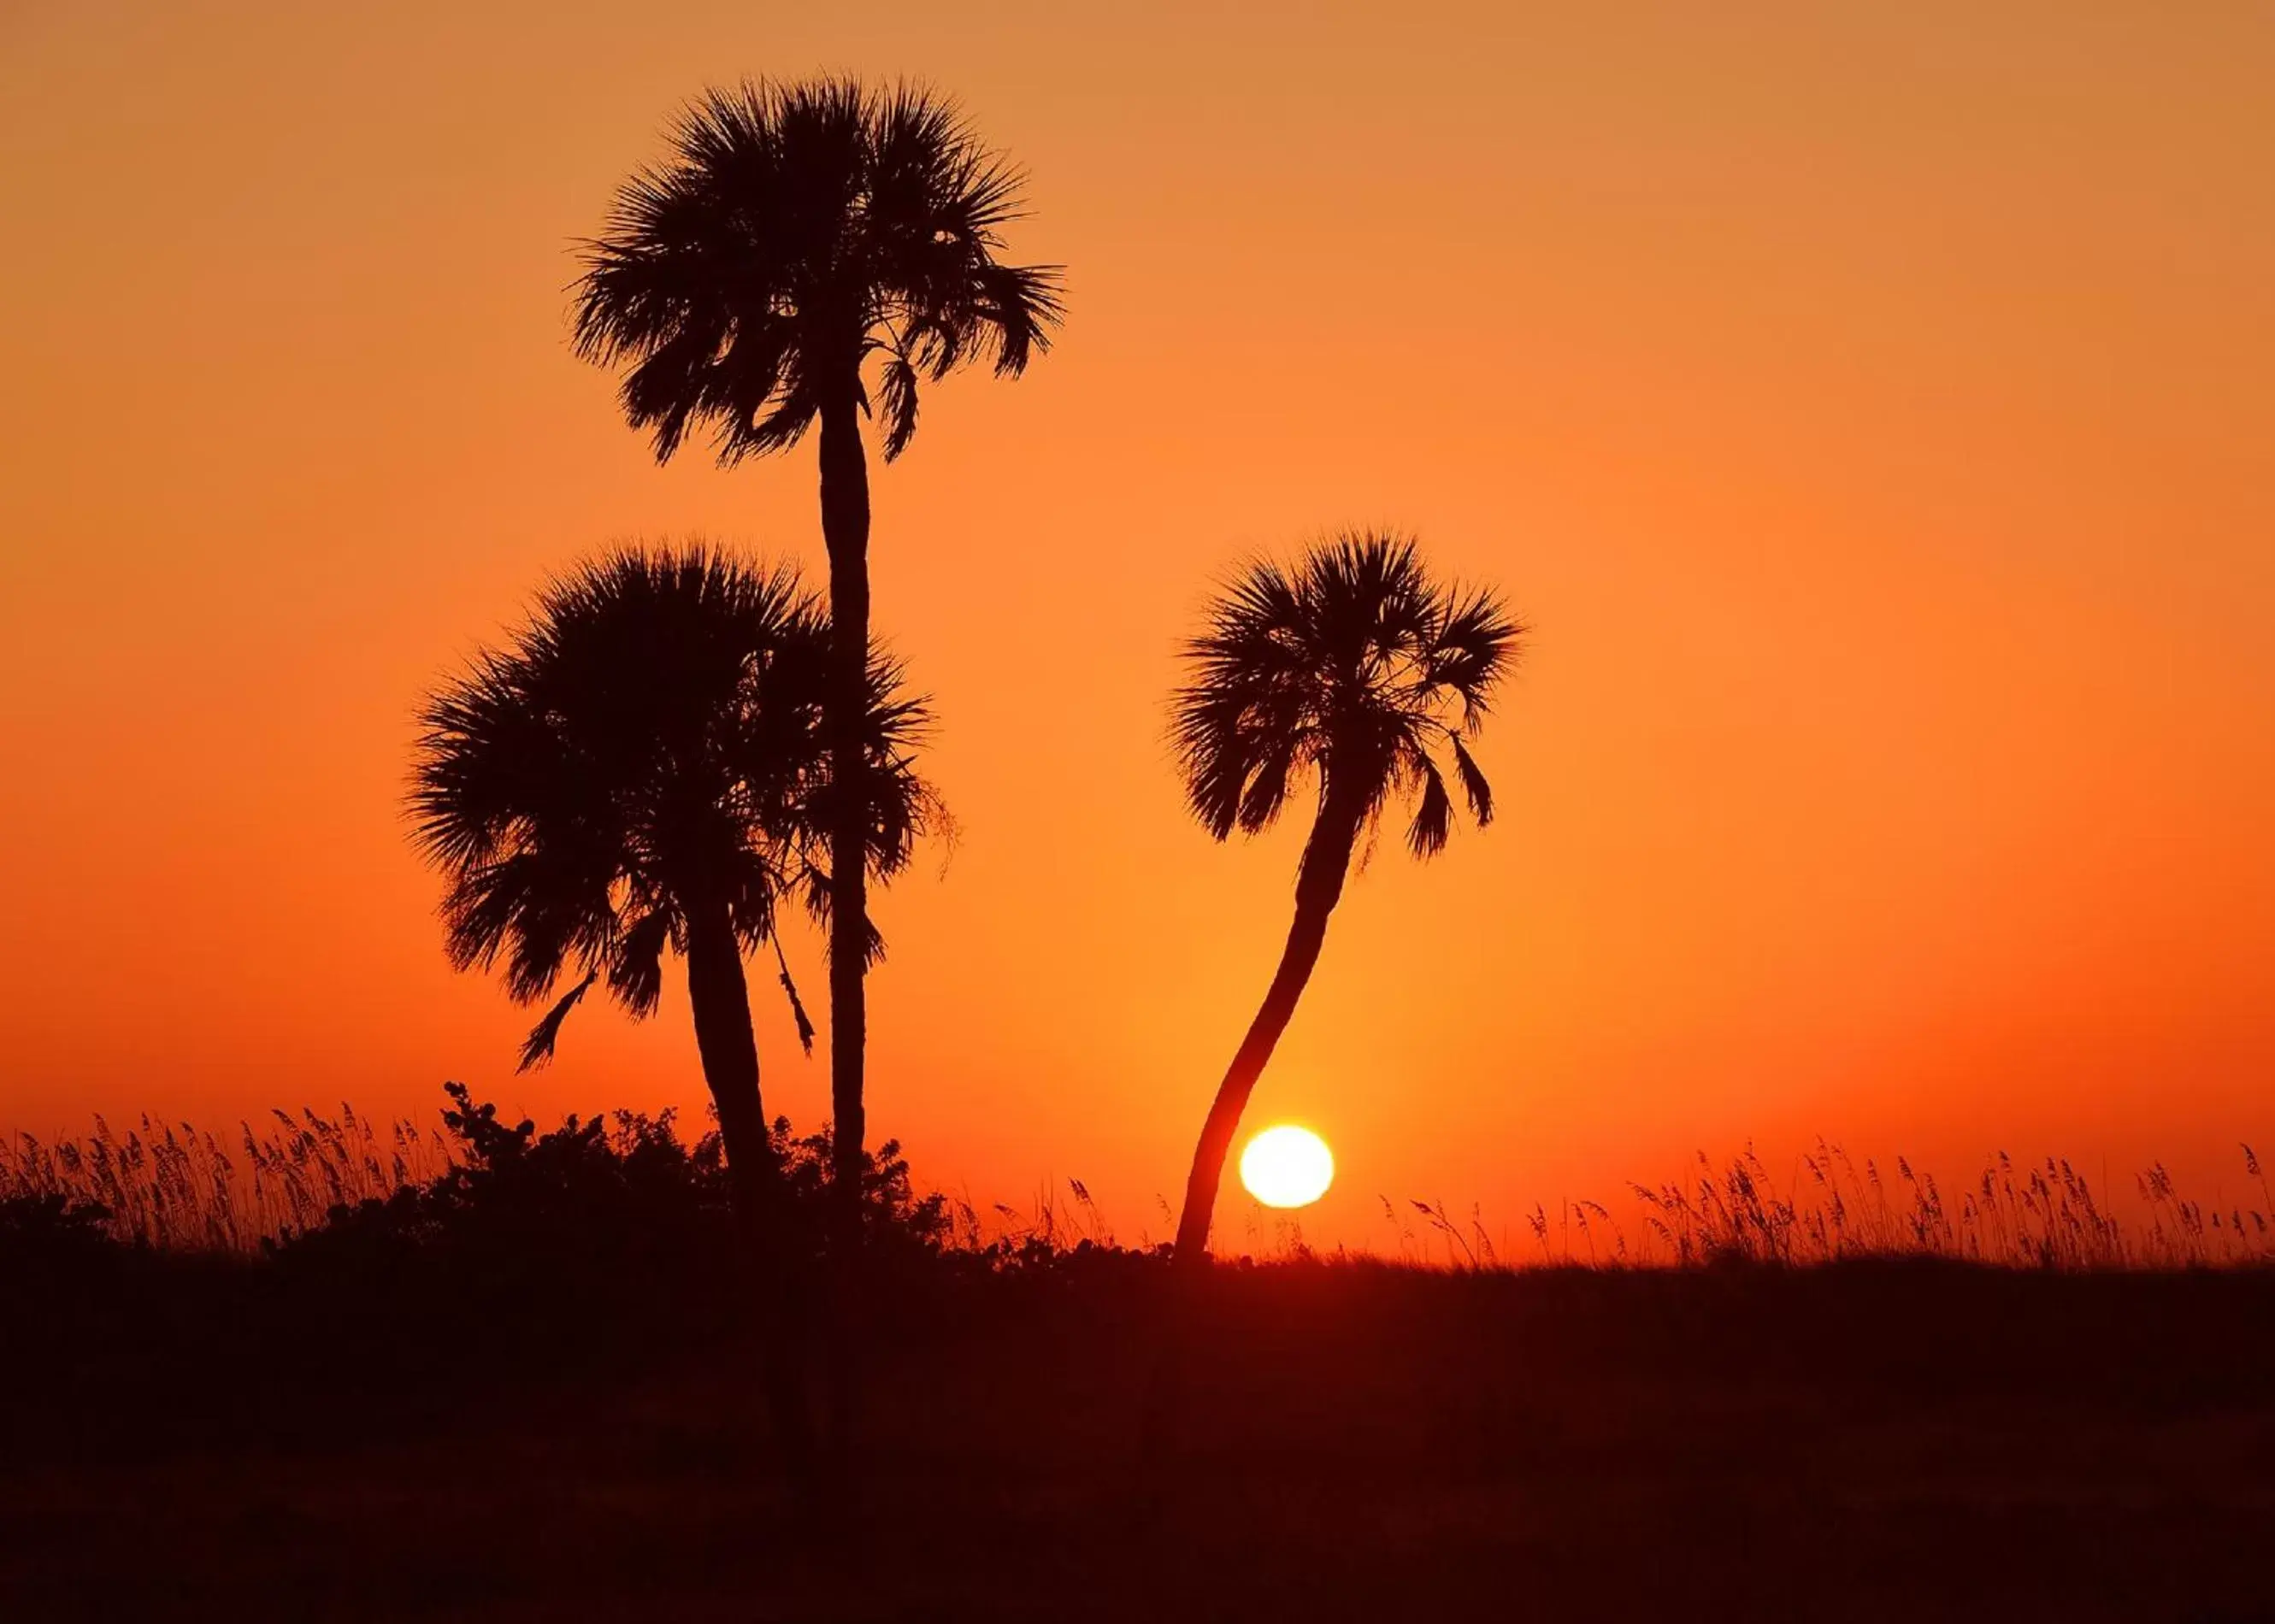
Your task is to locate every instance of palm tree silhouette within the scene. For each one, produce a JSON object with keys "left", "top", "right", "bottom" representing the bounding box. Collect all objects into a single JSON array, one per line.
[
  {"left": 1167, "top": 533, "right": 1522, "bottom": 1266},
  {"left": 407, "top": 544, "right": 932, "bottom": 1234},
  {"left": 570, "top": 78, "right": 1061, "bottom": 1229}
]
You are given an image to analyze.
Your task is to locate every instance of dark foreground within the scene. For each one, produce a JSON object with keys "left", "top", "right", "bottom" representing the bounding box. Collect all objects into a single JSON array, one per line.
[{"left": 4, "top": 1249, "right": 2272, "bottom": 1624}]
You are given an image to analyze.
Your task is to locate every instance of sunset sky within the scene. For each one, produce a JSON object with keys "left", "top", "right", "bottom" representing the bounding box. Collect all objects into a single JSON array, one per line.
[{"left": 3, "top": 2, "right": 2271, "bottom": 1248}]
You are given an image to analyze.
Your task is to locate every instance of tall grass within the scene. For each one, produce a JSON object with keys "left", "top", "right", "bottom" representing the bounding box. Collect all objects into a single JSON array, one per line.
[
  {"left": 1371, "top": 1140, "right": 2273, "bottom": 1271},
  {"left": 0, "top": 1105, "right": 455, "bottom": 1252},
  {"left": 6, "top": 1101, "right": 2270, "bottom": 1270}
]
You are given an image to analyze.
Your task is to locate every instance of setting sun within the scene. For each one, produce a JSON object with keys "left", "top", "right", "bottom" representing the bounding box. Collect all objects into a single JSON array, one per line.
[{"left": 1238, "top": 1126, "right": 1335, "bottom": 1209}]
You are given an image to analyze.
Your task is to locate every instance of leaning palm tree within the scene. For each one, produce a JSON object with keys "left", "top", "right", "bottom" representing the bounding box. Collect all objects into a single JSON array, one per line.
[
  {"left": 570, "top": 78, "right": 1061, "bottom": 1229},
  {"left": 1168, "top": 533, "right": 1523, "bottom": 1266},
  {"left": 406, "top": 544, "right": 932, "bottom": 1238}
]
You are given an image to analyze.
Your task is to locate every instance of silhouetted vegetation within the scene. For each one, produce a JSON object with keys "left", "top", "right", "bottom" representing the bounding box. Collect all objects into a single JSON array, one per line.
[
  {"left": 572, "top": 76, "right": 1061, "bottom": 1244},
  {"left": 1167, "top": 533, "right": 1522, "bottom": 1263},
  {"left": 3, "top": 1095, "right": 2270, "bottom": 1620},
  {"left": 408, "top": 546, "right": 939, "bottom": 1462},
  {"left": 9, "top": 1098, "right": 2268, "bottom": 1271},
  {"left": 0, "top": 1103, "right": 452, "bottom": 1253},
  {"left": 0, "top": 1086, "right": 965, "bottom": 1454},
  {"left": 406, "top": 547, "right": 931, "bottom": 1160},
  {"left": 1398, "top": 1139, "right": 2275, "bottom": 1270}
]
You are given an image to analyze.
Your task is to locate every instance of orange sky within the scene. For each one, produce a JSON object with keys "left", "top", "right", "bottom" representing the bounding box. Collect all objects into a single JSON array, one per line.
[{"left": 3, "top": 2, "right": 2271, "bottom": 1249}]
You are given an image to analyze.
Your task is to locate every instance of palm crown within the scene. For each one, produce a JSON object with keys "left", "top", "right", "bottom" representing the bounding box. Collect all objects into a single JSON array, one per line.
[
  {"left": 1171, "top": 533, "right": 1523, "bottom": 861},
  {"left": 571, "top": 78, "right": 1064, "bottom": 464},
  {"left": 407, "top": 547, "right": 933, "bottom": 1063}
]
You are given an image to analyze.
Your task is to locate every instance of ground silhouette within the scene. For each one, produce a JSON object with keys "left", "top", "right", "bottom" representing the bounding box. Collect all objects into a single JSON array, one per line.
[{"left": 5, "top": 1093, "right": 2270, "bottom": 1622}]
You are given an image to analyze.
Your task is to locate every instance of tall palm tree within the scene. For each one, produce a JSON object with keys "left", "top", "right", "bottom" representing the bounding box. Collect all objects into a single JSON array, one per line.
[
  {"left": 406, "top": 545, "right": 933, "bottom": 1233},
  {"left": 570, "top": 78, "right": 1061, "bottom": 1230},
  {"left": 1167, "top": 533, "right": 1522, "bottom": 1266}
]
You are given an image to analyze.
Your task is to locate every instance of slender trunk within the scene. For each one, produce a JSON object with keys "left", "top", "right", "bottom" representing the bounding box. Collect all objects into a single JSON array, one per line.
[
  {"left": 684, "top": 903, "right": 815, "bottom": 1478},
  {"left": 684, "top": 903, "right": 774, "bottom": 1194},
  {"left": 816, "top": 388, "right": 873, "bottom": 1472},
  {"left": 816, "top": 392, "right": 872, "bottom": 1216},
  {"left": 1144, "top": 789, "right": 1367, "bottom": 1468},
  {"left": 1171, "top": 791, "right": 1366, "bottom": 1268}
]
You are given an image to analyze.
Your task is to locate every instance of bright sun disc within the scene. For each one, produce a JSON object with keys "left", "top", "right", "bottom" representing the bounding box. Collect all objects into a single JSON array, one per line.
[{"left": 1239, "top": 1125, "right": 1335, "bottom": 1209}]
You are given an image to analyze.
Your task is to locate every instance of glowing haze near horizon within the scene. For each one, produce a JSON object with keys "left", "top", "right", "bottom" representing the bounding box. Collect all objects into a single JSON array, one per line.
[{"left": 3, "top": 2, "right": 2271, "bottom": 1248}]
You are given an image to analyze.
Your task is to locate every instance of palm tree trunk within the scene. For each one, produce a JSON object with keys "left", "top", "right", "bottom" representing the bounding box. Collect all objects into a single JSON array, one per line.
[
  {"left": 816, "top": 388, "right": 872, "bottom": 1473},
  {"left": 1171, "top": 791, "right": 1366, "bottom": 1268},
  {"left": 684, "top": 903, "right": 816, "bottom": 1478},
  {"left": 816, "top": 391, "right": 871, "bottom": 1220},
  {"left": 685, "top": 905, "right": 773, "bottom": 1192}
]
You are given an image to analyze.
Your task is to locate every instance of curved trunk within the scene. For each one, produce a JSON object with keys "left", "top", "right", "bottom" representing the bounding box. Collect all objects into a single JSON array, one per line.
[
  {"left": 816, "top": 393, "right": 872, "bottom": 1220},
  {"left": 1171, "top": 789, "right": 1367, "bottom": 1268},
  {"left": 684, "top": 903, "right": 776, "bottom": 1205},
  {"left": 684, "top": 903, "right": 814, "bottom": 1476}
]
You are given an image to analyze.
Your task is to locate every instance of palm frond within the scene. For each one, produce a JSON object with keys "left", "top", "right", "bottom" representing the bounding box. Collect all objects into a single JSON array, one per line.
[
  {"left": 518, "top": 970, "right": 598, "bottom": 1072},
  {"left": 407, "top": 542, "right": 944, "bottom": 1055},
  {"left": 1406, "top": 752, "right": 1453, "bottom": 857},
  {"left": 573, "top": 75, "right": 1059, "bottom": 469},
  {"left": 1449, "top": 735, "right": 1494, "bottom": 827},
  {"left": 875, "top": 350, "right": 921, "bottom": 461},
  {"left": 1170, "top": 530, "right": 1523, "bottom": 867},
  {"left": 771, "top": 935, "right": 817, "bottom": 1056},
  {"left": 608, "top": 908, "right": 677, "bottom": 1018}
]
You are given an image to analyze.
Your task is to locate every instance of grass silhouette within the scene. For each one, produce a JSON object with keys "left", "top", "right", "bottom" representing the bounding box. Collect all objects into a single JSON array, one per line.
[
  {"left": 0, "top": 1103, "right": 453, "bottom": 1253},
  {"left": 9, "top": 1093, "right": 2266, "bottom": 1270}
]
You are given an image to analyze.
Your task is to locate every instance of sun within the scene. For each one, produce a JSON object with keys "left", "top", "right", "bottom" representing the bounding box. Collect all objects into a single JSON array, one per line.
[{"left": 1239, "top": 1125, "right": 1335, "bottom": 1209}]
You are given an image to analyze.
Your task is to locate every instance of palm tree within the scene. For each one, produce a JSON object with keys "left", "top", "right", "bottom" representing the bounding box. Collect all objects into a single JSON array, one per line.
[
  {"left": 1167, "top": 533, "right": 1523, "bottom": 1266},
  {"left": 570, "top": 78, "right": 1061, "bottom": 1231},
  {"left": 406, "top": 544, "right": 933, "bottom": 1242}
]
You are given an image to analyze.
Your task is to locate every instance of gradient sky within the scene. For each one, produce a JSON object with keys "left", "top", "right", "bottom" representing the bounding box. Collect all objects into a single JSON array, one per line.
[{"left": 3, "top": 2, "right": 2271, "bottom": 1248}]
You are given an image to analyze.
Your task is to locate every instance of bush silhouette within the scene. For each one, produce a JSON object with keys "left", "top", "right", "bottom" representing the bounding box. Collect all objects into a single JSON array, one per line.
[{"left": 280, "top": 1081, "right": 951, "bottom": 1281}]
